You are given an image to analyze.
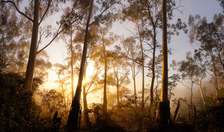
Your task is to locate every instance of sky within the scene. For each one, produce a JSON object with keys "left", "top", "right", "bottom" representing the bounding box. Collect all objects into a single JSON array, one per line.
[
  {"left": 169, "top": 0, "right": 222, "bottom": 62},
  {"left": 39, "top": 0, "right": 223, "bottom": 103},
  {"left": 167, "top": 0, "right": 222, "bottom": 98}
]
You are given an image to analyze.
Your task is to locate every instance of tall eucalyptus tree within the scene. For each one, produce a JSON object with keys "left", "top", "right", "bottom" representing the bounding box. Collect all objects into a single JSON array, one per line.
[
  {"left": 122, "top": 37, "right": 140, "bottom": 106},
  {"left": 66, "top": 1, "right": 94, "bottom": 131},
  {"left": 66, "top": 0, "right": 119, "bottom": 130},
  {"left": 178, "top": 53, "right": 207, "bottom": 108},
  {"left": 122, "top": 0, "right": 187, "bottom": 109},
  {"left": 188, "top": 13, "right": 224, "bottom": 98},
  {"left": 1, "top": 0, "right": 83, "bottom": 90},
  {"left": 158, "top": 0, "right": 170, "bottom": 128}
]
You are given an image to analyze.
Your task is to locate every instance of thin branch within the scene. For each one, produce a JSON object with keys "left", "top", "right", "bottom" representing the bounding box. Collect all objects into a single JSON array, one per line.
[
  {"left": 37, "top": 11, "right": 86, "bottom": 54},
  {"left": 121, "top": 53, "right": 152, "bottom": 70},
  {"left": 36, "top": 24, "right": 63, "bottom": 54},
  {"left": 144, "top": 53, "right": 153, "bottom": 59},
  {"left": 86, "top": 68, "right": 101, "bottom": 92},
  {"left": 119, "top": 72, "right": 129, "bottom": 86},
  {"left": 124, "top": 26, "right": 136, "bottom": 36},
  {"left": 171, "top": 0, "right": 184, "bottom": 15},
  {"left": 89, "top": 1, "right": 119, "bottom": 26},
  {"left": 39, "top": 0, "right": 52, "bottom": 25},
  {"left": 37, "top": 30, "right": 44, "bottom": 50},
  {"left": 217, "top": 49, "right": 224, "bottom": 68},
  {"left": 142, "top": 0, "right": 155, "bottom": 28},
  {"left": 143, "top": 40, "right": 153, "bottom": 49},
  {"left": 1, "top": 0, "right": 33, "bottom": 22},
  {"left": 87, "top": 86, "right": 103, "bottom": 95}
]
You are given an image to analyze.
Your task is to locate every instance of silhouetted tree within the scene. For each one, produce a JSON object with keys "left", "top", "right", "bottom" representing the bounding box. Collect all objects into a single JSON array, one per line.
[
  {"left": 188, "top": 13, "right": 224, "bottom": 98},
  {"left": 179, "top": 52, "right": 207, "bottom": 108},
  {"left": 157, "top": 0, "right": 171, "bottom": 129},
  {"left": 168, "top": 74, "right": 180, "bottom": 100},
  {"left": 122, "top": 37, "right": 140, "bottom": 107},
  {"left": 66, "top": 0, "right": 94, "bottom": 131}
]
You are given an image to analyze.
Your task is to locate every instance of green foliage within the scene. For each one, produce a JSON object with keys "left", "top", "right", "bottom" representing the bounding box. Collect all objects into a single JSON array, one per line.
[
  {"left": 0, "top": 72, "right": 53, "bottom": 131},
  {"left": 87, "top": 103, "right": 125, "bottom": 132},
  {"left": 178, "top": 52, "right": 206, "bottom": 80},
  {"left": 218, "top": 0, "right": 224, "bottom": 12},
  {"left": 0, "top": 3, "right": 30, "bottom": 73},
  {"left": 168, "top": 74, "right": 180, "bottom": 100},
  {"left": 39, "top": 89, "right": 66, "bottom": 117},
  {"left": 188, "top": 13, "right": 224, "bottom": 81},
  {"left": 197, "top": 97, "right": 224, "bottom": 131}
]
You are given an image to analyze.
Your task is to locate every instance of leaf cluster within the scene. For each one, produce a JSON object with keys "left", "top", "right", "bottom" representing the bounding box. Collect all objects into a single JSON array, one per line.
[{"left": 0, "top": 72, "right": 49, "bottom": 131}]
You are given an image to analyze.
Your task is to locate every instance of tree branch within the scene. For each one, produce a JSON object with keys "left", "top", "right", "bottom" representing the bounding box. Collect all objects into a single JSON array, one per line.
[
  {"left": 86, "top": 68, "right": 101, "bottom": 93},
  {"left": 36, "top": 24, "right": 63, "bottom": 54},
  {"left": 39, "top": 0, "right": 52, "bottom": 25},
  {"left": 87, "top": 86, "right": 103, "bottom": 95},
  {"left": 142, "top": 0, "right": 156, "bottom": 28},
  {"left": 121, "top": 52, "right": 152, "bottom": 70},
  {"left": 119, "top": 72, "right": 129, "bottom": 87},
  {"left": 89, "top": 1, "right": 119, "bottom": 27},
  {"left": 37, "top": 11, "right": 86, "bottom": 54},
  {"left": 124, "top": 26, "right": 136, "bottom": 36},
  {"left": 1, "top": 0, "right": 34, "bottom": 22}
]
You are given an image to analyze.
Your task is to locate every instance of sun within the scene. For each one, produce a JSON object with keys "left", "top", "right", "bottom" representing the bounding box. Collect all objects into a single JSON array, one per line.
[{"left": 85, "top": 62, "right": 96, "bottom": 83}]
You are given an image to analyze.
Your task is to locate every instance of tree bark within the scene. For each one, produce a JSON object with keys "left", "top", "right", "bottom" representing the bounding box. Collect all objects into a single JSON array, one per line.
[
  {"left": 158, "top": 101, "right": 171, "bottom": 129},
  {"left": 116, "top": 78, "right": 120, "bottom": 107},
  {"left": 145, "top": 0, "right": 157, "bottom": 107},
  {"left": 190, "top": 77, "right": 194, "bottom": 118},
  {"left": 161, "top": 0, "right": 168, "bottom": 103},
  {"left": 71, "top": 27, "right": 74, "bottom": 99},
  {"left": 66, "top": 0, "right": 93, "bottom": 131},
  {"left": 172, "top": 100, "right": 180, "bottom": 122},
  {"left": 132, "top": 63, "right": 137, "bottom": 107},
  {"left": 198, "top": 80, "right": 206, "bottom": 107},
  {"left": 141, "top": 51, "right": 145, "bottom": 109},
  {"left": 154, "top": 75, "right": 159, "bottom": 115},
  {"left": 83, "top": 64, "right": 90, "bottom": 126},
  {"left": 24, "top": 0, "right": 39, "bottom": 91},
  {"left": 157, "top": 0, "right": 171, "bottom": 129},
  {"left": 194, "top": 106, "right": 198, "bottom": 131},
  {"left": 136, "top": 21, "right": 145, "bottom": 109},
  {"left": 150, "top": 28, "right": 156, "bottom": 106},
  {"left": 103, "top": 41, "right": 107, "bottom": 113},
  {"left": 211, "top": 53, "right": 219, "bottom": 98}
]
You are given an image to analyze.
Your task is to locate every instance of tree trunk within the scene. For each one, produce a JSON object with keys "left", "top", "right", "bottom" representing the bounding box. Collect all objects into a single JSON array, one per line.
[
  {"left": 161, "top": 0, "right": 168, "bottom": 103},
  {"left": 66, "top": 0, "right": 93, "bottom": 131},
  {"left": 141, "top": 58, "right": 145, "bottom": 109},
  {"left": 158, "top": 0, "right": 171, "bottom": 129},
  {"left": 172, "top": 100, "right": 180, "bottom": 122},
  {"left": 117, "top": 79, "right": 120, "bottom": 107},
  {"left": 136, "top": 22, "right": 144, "bottom": 109},
  {"left": 190, "top": 77, "right": 194, "bottom": 118},
  {"left": 158, "top": 101, "right": 171, "bottom": 129},
  {"left": 24, "top": 0, "right": 39, "bottom": 91},
  {"left": 103, "top": 39, "right": 107, "bottom": 113},
  {"left": 154, "top": 75, "right": 159, "bottom": 116},
  {"left": 194, "top": 106, "right": 198, "bottom": 131},
  {"left": 132, "top": 63, "right": 137, "bottom": 107},
  {"left": 150, "top": 22, "right": 156, "bottom": 107},
  {"left": 71, "top": 27, "right": 74, "bottom": 99},
  {"left": 198, "top": 80, "right": 206, "bottom": 107},
  {"left": 211, "top": 53, "right": 219, "bottom": 98},
  {"left": 83, "top": 64, "right": 90, "bottom": 126},
  {"left": 52, "top": 111, "right": 61, "bottom": 132},
  {"left": 145, "top": 0, "right": 157, "bottom": 107}
]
